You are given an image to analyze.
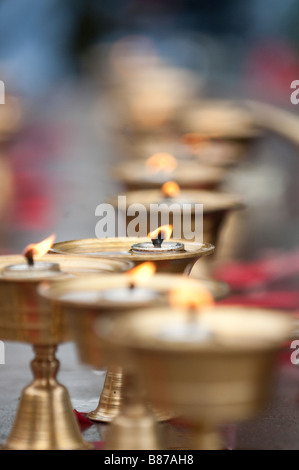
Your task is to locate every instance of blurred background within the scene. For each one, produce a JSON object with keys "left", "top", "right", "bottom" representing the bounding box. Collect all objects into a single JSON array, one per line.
[{"left": 0, "top": 0, "right": 298, "bottom": 257}]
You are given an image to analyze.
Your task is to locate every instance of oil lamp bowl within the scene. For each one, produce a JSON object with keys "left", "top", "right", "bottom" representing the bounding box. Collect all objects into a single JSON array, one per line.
[
  {"left": 113, "top": 161, "right": 227, "bottom": 191},
  {"left": 39, "top": 273, "right": 228, "bottom": 370},
  {"left": 100, "top": 306, "right": 294, "bottom": 450},
  {"left": 51, "top": 237, "right": 215, "bottom": 275},
  {"left": 0, "top": 254, "right": 132, "bottom": 344}
]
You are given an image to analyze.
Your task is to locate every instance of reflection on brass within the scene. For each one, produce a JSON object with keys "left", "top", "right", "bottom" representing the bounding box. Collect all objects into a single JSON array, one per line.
[
  {"left": 103, "top": 306, "right": 294, "bottom": 450},
  {"left": 0, "top": 254, "right": 130, "bottom": 450},
  {"left": 87, "top": 366, "right": 123, "bottom": 422}
]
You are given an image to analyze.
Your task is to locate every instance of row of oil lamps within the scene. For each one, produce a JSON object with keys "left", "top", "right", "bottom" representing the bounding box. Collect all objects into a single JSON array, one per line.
[{"left": 0, "top": 95, "right": 296, "bottom": 451}]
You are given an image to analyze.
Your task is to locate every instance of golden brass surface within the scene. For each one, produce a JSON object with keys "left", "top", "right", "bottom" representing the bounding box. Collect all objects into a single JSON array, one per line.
[
  {"left": 0, "top": 253, "right": 130, "bottom": 450},
  {"left": 104, "top": 371, "right": 160, "bottom": 450},
  {"left": 101, "top": 306, "right": 294, "bottom": 450},
  {"left": 3, "top": 345, "right": 92, "bottom": 450}
]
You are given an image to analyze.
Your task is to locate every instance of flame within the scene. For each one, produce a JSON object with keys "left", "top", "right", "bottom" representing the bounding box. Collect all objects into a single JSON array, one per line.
[
  {"left": 23, "top": 234, "right": 56, "bottom": 260},
  {"left": 127, "top": 262, "right": 156, "bottom": 285},
  {"left": 169, "top": 285, "right": 215, "bottom": 310},
  {"left": 148, "top": 225, "right": 173, "bottom": 241},
  {"left": 181, "top": 133, "right": 210, "bottom": 154},
  {"left": 145, "top": 153, "right": 177, "bottom": 174},
  {"left": 161, "top": 181, "right": 180, "bottom": 198}
]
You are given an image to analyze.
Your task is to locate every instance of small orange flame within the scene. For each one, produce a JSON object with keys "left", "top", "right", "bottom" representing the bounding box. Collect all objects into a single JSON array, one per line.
[
  {"left": 161, "top": 181, "right": 180, "bottom": 198},
  {"left": 23, "top": 234, "right": 56, "bottom": 263},
  {"left": 148, "top": 225, "right": 173, "bottom": 241},
  {"left": 145, "top": 152, "right": 177, "bottom": 174},
  {"left": 169, "top": 285, "right": 214, "bottom": 310},
  {"left": 127, "top": 262, "right": 156, "bottom": 286}
]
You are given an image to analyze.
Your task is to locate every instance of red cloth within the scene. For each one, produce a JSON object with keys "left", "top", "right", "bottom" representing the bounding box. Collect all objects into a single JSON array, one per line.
[
  {"left": 214, "top": 251, "right": 299, "bottom": 291},
  {"left": 217, "top": 291, "right": 299, "bottom": 310},
  {"left": 73, "top": 410, "right": 106, "bottom": 450}
]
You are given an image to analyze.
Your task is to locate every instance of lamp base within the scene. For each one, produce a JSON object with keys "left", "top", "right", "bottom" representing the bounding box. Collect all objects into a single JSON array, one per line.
[
  {"left": 2, "top": 345, "right": 92, "bottom": 450},
  {"left": 87, "top": 366, "right": 123, "bottom": 422},
  {"left": 104, "top": 403, "right": 160, "bottom": 450}
]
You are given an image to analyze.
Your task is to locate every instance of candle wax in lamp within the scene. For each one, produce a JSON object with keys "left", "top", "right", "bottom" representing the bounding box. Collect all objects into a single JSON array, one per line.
[
  {"left": 131, "top": 241, "right": 185, "bottom": 254},
  {"left": 59, "top": 286, "right": 157, "bottom": 305},
  {"left": 2, "top": 261, "right": 61, "bottom": 280},
  {"left": 59, "top": 290, "right": 104, "bottom": 304},
  {"left": 101, "top": 286, "right": 157, "bottom": 303}
]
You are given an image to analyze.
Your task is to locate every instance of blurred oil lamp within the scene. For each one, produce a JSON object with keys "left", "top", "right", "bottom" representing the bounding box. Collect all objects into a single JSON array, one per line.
[
  {"left": 0, "top": 235, "right": 132, "bottom": 450},
  {"left": 126, "top": 132, "right": 249, "bottom": 169},
  {"left": 113, "top": 152, "right": 226, "bottom": 191},
  {"left": 108, "top": 185, "right": 243, "bottom": 254},
  {"left": 163, "top": 285, "right": 215, "bottom": 342},
  {"left": 179, "top": 100, "right": 260, "bottom": 141},
  {"left": 110, "top": 61, "right": 200, "bottom": 136},
  {"left": 99, "top": 298, "right": 294, "bottom": 450},
  {"left": 181, "top": 132, "right": 253, "bottom": 168},
  {"left": 38, "top": 271, "right": 228, "bottom": 449},
  {"left": 178, "top": 100, "right": 262, "bottom": 167}
]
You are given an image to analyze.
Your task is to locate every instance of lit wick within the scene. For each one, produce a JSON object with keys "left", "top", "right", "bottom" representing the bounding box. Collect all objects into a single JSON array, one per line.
[
  {"left": 161, "top": 286, "right": 215, "bottom": 342},
  {"left": 127, "top": 262, "right": 156, "bottom": 288},
  {"left": 151, "top": 231, "right": 164, "bottom": 248},
  {"left": 2, "top": 234, "right": 60, "bottom": 280},
  {"left": 25, "top": 249, "right": 34, "bottom": 267},
  {"left": 161, "top": 181, "right": 180, "bottom": 201},
  {"left": 99, "top": 262, "right": 157, "bottom": 304},
  {"left": 149, "top": 224, "right": 173, "bottom": 249},
  {"left": 131, "top": 225, "right": 184, "bottom": 254},
  {"left": 23, "top": 234, "right": 56, "bottom": 267}
]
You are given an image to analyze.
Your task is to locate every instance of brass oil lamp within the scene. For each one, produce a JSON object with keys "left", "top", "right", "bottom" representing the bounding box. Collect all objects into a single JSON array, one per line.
[
  {"left": 0, "top": 235, "right": 131, "bottom": 450},
  {"left": 109, "top": 184, "right": 243, "bottom": 248},
  {"left": 113, "top": 153, "right": 227, "bottom": 192},
  {"left": 98, "top": 291, "right": 294, "bottom": 450}
]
